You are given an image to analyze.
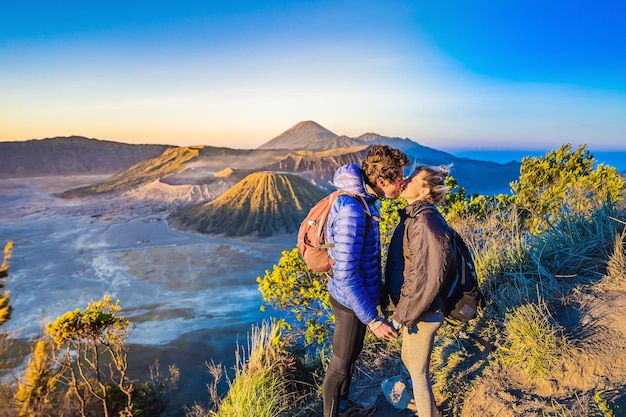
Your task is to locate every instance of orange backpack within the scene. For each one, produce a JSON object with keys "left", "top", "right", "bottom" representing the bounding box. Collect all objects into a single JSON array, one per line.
[{"left": 297, "top": 190, "right": 370, "bottom": 273}]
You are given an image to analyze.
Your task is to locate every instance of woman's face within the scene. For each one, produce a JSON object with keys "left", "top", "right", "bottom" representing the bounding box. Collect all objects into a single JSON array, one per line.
[{"left": 400, "top": 170, "right": 430, "bottom": 202}]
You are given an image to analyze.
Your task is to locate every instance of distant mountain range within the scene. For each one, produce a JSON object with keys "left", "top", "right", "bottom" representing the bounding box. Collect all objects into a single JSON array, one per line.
[
  {"left": 0, "top": 121, "right": 524, "bottom": 237},
  {"left": 0, "top": 136, "right": 169, "bottom": 179},
  {"left": 259, "top": 121, "right": 458, "bottom": 162}
]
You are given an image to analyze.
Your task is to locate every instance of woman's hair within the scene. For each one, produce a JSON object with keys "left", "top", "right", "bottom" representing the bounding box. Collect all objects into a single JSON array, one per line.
[
  {"left": 361, "top": 144, "right": 409, "bottom": 186},
  {"left": 410, "top": 165, "right": 450, "bottom": 205}
]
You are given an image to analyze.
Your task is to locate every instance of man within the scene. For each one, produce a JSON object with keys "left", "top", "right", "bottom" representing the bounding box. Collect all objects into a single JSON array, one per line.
[{"left": 322, "top": 144, "right": 409, "bottom": 417}]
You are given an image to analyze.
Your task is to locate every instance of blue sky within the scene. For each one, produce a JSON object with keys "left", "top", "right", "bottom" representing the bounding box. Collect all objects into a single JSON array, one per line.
[{"left": 1, "top": 0, "right": 625, "bottom": 151}]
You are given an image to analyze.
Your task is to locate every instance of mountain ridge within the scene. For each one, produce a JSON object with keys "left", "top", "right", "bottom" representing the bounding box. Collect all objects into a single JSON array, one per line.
[
  {"left": 0, "top": 136, "right": 170, "bottom": 179},
  {"left": 1, "top": 122, "right": 524, "bottom": 237}
]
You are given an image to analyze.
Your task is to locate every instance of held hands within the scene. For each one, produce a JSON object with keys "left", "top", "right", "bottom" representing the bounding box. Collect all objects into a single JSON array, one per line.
[
  {"left": 368, "top": 317, "right": 398, "bottom": 340},
  {"left": 373, "top": 321, "right": 398, "bottom": 340}
]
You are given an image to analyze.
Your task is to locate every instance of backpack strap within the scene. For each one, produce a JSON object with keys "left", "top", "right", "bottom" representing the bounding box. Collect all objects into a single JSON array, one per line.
[
  {"left": 315, "top": 191, "right": 343, "bottom": 249},
  {"left": 353, "top": 194, "right": 372, "bottom": 237},
  {"left": 324, "top": 191, "right": 372, "bottom": 246},
  {"left": 351, "top": 194, "right": 371, "bottom": 218},
  {"left": 414, "top": 205, "right": 438, "bottom": 216}
]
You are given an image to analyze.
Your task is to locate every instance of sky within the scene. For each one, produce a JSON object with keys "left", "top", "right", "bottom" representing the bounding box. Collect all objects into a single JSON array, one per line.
[{"left": 1, "top": 0, "right": 625, "bottom": 151}]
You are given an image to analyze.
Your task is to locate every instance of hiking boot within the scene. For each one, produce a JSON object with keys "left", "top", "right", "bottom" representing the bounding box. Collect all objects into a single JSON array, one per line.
[{"left": 338, "top": 402, "right": 376, "bottom": 417}]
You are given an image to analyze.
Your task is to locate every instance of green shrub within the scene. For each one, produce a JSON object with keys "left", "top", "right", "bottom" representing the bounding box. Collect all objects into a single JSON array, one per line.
[
  {"left": 257, "top": 249, "right": 332, "bottom": 344},
  {"left": 511, "top": 144, "right": 623, "bottom": 233}
]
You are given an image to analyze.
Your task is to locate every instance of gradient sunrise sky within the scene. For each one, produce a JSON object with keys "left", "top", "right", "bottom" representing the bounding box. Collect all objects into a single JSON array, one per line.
[{"left": 1, "top": 0, "right": 625, "bottom": 151}]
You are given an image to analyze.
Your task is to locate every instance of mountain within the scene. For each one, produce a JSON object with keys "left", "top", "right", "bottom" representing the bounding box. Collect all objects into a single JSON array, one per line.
[
  {"left": 4, "top": 122, "right": 524, "bottom": 237},
  {"left": 253, "top": 123, "right": 519, "bottom": 193},
  {"left": 257, "top": 124, "right": 520, "bottom": 195},
  {"left": 0, "top": 136, "right": 170, "bottom": 179},
  {"left": 256, "top": 122, "right": 459, "bottom": 161},
  {"left": 257, "top": 121, "right": 339, "bottom": 150},
  {"left": 57, "top": 147, "right": 202, "bottom": 198},
  {"left": 57, "top": 145, "right": 310, "bottom": 198},
  {"left": 169, "top": 172, "right": 327, "bottom": 237},
  {"left": 57, "top": 143, "right": 371, "bottom": 199},
  {"left": 264, "top": 147, "right": 370, "bottom": 191}
]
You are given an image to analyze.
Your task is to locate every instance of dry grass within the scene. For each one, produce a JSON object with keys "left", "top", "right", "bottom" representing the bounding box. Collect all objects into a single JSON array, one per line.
[
  {"left": 426, "top": 203, "right": 624, "bottom": 415},
  {"left": 186, "top": 322, "right": 313, "bottom": 417},
  {"left": 599, "top": 225, "right": 626, "bottom": 291},
  {"left": 498, "top": 301, "right": 576, "bottom": 379}
]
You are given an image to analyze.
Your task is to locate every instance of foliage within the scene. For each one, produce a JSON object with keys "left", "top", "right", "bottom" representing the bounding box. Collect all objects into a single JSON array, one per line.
[
  {"left": 464, "top": 200, "right": 620, "bottom": 318},
  {"left": 13, "top": 297, "right": 179, "bottom": 417},
  {"left": 0, "top": 241, "right": 14, "bottom": 326},
  {"left": 110, "top": 360, "right": 180, "bottom": 417},
  {"left": 0, "top": 241, "right": 12, "bottom": 277},
  {"left": 499, "top": 301, "right": 575, "bottom": 379},
  {"left": 525, "top": 202, "right": 618, "bottom": 289},
  {"left": 510, "top": 144, "right": 623, "bottom": 233},
  {"left": 45, "top": 296, "right": 134, "bottom": 417},
  {"left": 188, "top": 322, "right": 305, "bottom": 417},
  {"left": 257, "top": 249, "right": 332, "bottom": 344},
  {"left": 443, "top": 176, "right": 517, "bottom": 223},
  {"left": 378, "top": 197, "right": 406, "bottom": 268},
  {"left": 595, "top": 390, "right": 617, "bottom": 417},
  {"left": 15, "top": 339, "right": 57, "bottom": 417}
]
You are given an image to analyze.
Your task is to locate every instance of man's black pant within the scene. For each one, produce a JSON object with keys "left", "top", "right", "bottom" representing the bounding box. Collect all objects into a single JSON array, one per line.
[{"left": 322, "top": 295, "right": 367, "bottom": 417}]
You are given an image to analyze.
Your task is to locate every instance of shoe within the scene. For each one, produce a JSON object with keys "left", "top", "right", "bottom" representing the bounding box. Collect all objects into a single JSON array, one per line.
[{"left": 338, "top": 402, "right": 376, "bottom": 417}]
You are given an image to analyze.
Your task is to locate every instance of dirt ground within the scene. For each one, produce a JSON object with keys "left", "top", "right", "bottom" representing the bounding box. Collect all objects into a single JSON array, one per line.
[{"left": 344, "top": 282, "right": 626, "bottom": 417}]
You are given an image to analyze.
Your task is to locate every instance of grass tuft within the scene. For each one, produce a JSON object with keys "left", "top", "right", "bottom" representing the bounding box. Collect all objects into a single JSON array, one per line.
[
  {"left": 600, "top": 226, "right": 626, "bottom": 291},
  {"left": 498, "top": 301, "right": 575, "bottom": 379},
  {"left": 187, "top": 321, "right": 309, "bottom": 417}
]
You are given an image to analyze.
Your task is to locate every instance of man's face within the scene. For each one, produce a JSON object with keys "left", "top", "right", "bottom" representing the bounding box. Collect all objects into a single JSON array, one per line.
[{"left": 378, "top": 168, "right": 405, "bottom": 199}]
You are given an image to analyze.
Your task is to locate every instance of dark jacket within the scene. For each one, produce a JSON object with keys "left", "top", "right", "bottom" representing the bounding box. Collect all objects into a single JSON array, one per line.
[
  {"left": 384, "top": 201, "right": 453, "bottom": 328},
  {"left": 327, "top": 163, "right": 382, "bottom": 324}
]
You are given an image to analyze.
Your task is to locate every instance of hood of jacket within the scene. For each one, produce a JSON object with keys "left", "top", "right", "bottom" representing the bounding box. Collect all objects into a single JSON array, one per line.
[{"left": 332, "top": 163, "right": 378, "bottom": 204}]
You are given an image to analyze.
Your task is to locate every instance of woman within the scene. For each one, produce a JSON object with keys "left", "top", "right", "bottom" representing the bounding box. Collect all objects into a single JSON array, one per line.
[{"left": 384, "top": 165, "right": 453, "bottom": 417}]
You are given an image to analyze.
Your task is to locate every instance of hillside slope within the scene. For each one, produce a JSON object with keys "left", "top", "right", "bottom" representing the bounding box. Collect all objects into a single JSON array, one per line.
[
  {"left": 58, "top": 147, "right": 201, "bottom": 198},
  {"left": 0, "top": 136, "right": 169, "bottom": 179},
  {"left": 169, "top": 172, "right": 327, "bottom": 237}
]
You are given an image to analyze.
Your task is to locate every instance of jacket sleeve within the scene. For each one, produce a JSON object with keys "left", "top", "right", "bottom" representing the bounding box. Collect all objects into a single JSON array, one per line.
[
  {"left": 394, "top": 214, "right": 450, "bottom": 328},
  {"left": 329, "top": 196, "right": 378, "bottom": 324}
]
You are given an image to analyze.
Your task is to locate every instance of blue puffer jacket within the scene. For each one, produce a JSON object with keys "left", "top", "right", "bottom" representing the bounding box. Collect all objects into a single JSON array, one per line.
[{"left": 326, "top": 164, "right": 382, "bottom": 324}]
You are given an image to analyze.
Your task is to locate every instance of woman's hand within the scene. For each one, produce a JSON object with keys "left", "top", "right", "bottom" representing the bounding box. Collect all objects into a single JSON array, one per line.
[{"left": 371, "top": 320, "right": 398, "bottom": 340}]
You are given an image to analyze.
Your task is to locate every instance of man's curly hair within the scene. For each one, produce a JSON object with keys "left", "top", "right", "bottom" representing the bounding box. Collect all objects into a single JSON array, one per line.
[{"left": 361, "top": 144, "right": 409, "bottom": 186}]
